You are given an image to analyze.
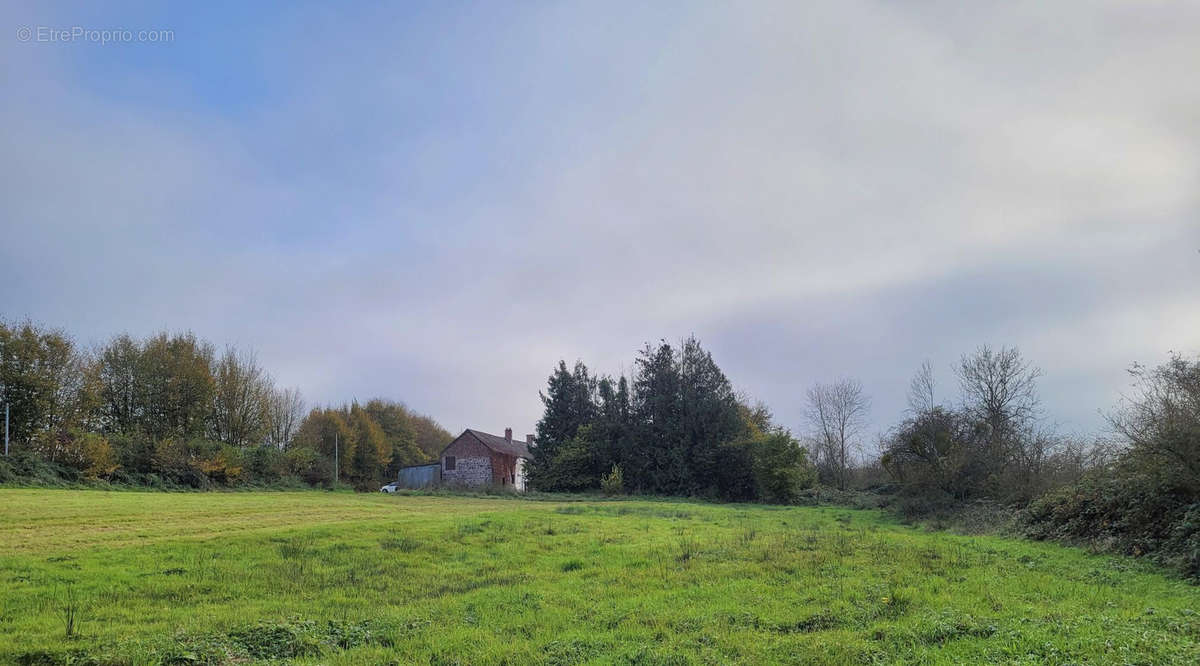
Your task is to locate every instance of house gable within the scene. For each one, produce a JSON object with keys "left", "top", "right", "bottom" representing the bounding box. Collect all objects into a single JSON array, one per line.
[
  {"left": 439, "top": 429, "right": 530, "bottom": 488},
  {"left": 440, "top": 432, "right": 493, "bottom": 487}
]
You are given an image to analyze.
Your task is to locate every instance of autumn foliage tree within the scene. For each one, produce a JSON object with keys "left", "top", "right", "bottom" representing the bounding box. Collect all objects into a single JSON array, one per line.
[
  {"left": 0, "top": 319, "right": 448, "bottom": 490},
  {"left": 364, "top": 399, "right": 435, "bottom": 477},
  {"left": 0, "top": 321, "right": 91, "bottom": 448}
]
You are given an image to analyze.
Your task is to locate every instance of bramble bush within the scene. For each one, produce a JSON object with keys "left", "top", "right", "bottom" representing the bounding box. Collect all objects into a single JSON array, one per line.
[{"left": 1024, "top": 354, "right": 1200, "bottom": 576}]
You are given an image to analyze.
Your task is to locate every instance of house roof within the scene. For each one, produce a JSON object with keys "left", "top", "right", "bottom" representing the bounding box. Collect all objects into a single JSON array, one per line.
[{"left": 462, "top": 428, "right": 532, "bottom": 459}]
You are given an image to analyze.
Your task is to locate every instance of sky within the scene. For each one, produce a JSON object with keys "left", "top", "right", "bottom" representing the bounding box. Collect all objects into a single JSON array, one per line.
[{"left": 2, "top": 1, "right": 1197, "bottom": 444}]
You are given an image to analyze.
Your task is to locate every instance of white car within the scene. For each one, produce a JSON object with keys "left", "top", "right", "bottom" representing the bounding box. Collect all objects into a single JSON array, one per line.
[{"left": 380, "top": 481, "right": 402, "bottom": 493}]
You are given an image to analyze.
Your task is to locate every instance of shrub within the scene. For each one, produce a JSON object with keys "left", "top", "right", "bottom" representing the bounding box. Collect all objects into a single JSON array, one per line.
[
  {"left": 245, "top": 444, "right": 288, "bottom": 482},
  {"left": 79, "top": 433, "right": 119, "bottom": 480},
  {"left": 228, "top": 620, "right": 322, "bottom": 659},
  {"left": 750, "top": 431, "right": 816, "bottom": 504},
  {"left": 0, "top": 450, "right": 76, "bottom": 486},
  {"left": 196, "top": 445, "right": 245, "bottom": 485},
  {"left": 1025, "top": 464, "right": 1200, "bottom": 575},
  {"left": 1023, "top": 354, "right": 1200, "bottom": 576},
  {"left": 536, "top": 432, "right": 598, "bottom": 492},
  {"left": 600, "top": 464, "right": 624, "bottom": 496},
  {"left": 110, "top": 432, "right": 155, "bottom": 474}
]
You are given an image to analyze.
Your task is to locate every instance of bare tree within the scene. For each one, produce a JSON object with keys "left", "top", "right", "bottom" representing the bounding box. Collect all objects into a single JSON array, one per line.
[
  {"left": 804, "top": 379, "right": 870, "bottom": 490},
  {"left": 907, "top": 360, "right": 936, "bottom": 415},
  {"left": 1109, "top": 354, "right": 1200, "bottom": 487},
  {"left": 956, "top": 345, "right": 1041, "bottom": 439},
  {"left": 955, "top": 345, "right": 1049, "bottom": 498},
  {"left": 264, "top": 386, "right": 305, "bottom": 449},
  {"left": 211, "top": 346, "right": 271, "bottom": 447}
]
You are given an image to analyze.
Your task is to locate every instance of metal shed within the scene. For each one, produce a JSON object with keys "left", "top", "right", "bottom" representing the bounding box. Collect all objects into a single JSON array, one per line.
[{"left": 395, "top": 463, "right": 441, "bottom": 489}]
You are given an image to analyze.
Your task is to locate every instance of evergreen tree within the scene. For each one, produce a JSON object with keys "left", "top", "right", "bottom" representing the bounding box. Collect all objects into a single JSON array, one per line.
[
  {"left": 529, "top": 360, "right": 597, "bottom": 490},
  {"left": 527, "top": 336, "right": 813, "bottom": 502},
  {"left": 592, "top": 375, "right": 634, "bottom": 481},
  {"left": 631, "top": 342, "right": 683, "bottom": 494},
  {"left": 678, "top": 337, "right": 743, "bottom": 495}
]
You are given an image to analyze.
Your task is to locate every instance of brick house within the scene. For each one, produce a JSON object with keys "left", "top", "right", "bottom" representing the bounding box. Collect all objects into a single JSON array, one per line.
[{"left": 439, "top": 428, "right": 533, "bottom": 491}]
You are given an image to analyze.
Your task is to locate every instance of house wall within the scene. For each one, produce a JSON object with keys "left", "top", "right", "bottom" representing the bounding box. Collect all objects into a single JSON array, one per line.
[
  {"left": 441, "top": 434, "right": 492, "bottom": 487},
  {"left": 514, "top": 457, "right": 527, "bottom": 491},
  {"left": 438, "top": 432, "right": 531, "bottom": 491},
  {"left": 492, "top": 452, "right": 517, "bottom": 487}
]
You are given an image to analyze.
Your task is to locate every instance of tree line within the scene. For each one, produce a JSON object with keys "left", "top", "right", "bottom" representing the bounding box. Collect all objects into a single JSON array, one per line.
[
  {"left": 0, "top": 320, "right": 451, "bottom": 489},
  {"left": 527, "top": 337, "right": 1199, "bottom": 575},
  {"left": 877, "top": 347, "right": 1084, "bottom": 507},
  {"left": 801, "top": 344, "right": 1199, "bottom": 576},
  {"left": 524, "top": 339, "right": 1074, "bottom": 503},
  {"left": 4, "top": 317, "right": 1196, "bottom": 573},
  {"left": 528, "top": 337, "right": 816, "bottom": 503}
]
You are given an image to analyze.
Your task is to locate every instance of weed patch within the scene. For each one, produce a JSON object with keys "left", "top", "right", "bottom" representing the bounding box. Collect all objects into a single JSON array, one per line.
[
  {"left": 380, "top": 535, "right": 420, "bottom": 552},
  {"left": 560, "top": 559, "right": 584, "bottom": 572}
]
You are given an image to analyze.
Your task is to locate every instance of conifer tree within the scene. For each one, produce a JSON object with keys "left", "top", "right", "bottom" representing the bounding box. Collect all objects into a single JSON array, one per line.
[{"left": 529, "top": 361, "right": 597, "bottom": 490}]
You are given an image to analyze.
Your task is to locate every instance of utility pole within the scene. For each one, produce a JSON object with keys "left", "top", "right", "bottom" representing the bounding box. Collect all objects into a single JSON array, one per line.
[
  {"left": 4, "top": 403, "right": 8, "bottom": 456},
  {"left": 333, "top": 431, "right": 339, "bottom": 486}
]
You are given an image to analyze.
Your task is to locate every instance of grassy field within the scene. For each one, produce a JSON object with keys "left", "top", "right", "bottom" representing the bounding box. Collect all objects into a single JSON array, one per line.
[{"left": 0, "top": 490, "right": 1197, "bottom": 665}]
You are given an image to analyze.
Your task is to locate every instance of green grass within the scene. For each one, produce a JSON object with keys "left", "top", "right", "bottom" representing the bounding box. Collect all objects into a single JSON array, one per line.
[{"left": 0, "top": 490, "right": 1197, "bottom": 664}]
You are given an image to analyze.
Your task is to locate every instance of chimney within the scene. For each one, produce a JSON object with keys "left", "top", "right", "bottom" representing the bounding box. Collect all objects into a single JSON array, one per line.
[
  {"left": 526, "top": 434, "right": 534, "bottom": 445},
  {"left": 504, "top": 427, "right": 512, "bottom": 442}
]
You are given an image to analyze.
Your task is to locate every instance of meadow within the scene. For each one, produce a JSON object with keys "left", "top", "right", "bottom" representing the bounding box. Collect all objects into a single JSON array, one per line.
[{"left": 0, "top": 490, "right": 1197, "bottom": 665}]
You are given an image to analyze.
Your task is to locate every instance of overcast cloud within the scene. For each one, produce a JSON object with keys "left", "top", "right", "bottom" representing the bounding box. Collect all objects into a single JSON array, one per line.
[{"left": 2, "top": 1, "right": 1197, "bottom": 441}]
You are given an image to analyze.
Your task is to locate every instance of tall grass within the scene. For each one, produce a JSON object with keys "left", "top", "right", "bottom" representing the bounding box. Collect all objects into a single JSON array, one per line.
[{"left": 0, "top": 489, "right": 1196, "bottom": 664}]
